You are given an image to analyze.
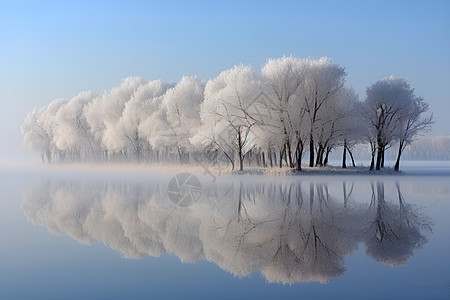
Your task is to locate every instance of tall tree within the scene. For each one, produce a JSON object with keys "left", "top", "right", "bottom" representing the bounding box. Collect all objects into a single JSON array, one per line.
[
  {"left": 363, "top": 77, "right": 412, "bottom": 170},
  {"left": 54, "top": 91, "right": 98, "bottom": 161},
  {"left": 301, "top": 58, "right": 346, "bottom": 167},
  {"left": 161, "top": 76, "right": 204, "bottom": 163},
  {"left": 192, "top": 65, "right": 260, "bottom": 171},
  {"left": 261, "top": 56, "right": 307, "bottom": 168}
]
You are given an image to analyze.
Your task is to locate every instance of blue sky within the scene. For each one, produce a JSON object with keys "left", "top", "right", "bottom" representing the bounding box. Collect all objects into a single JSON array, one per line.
[{"left": 1, "top": 0, "right": 449, "bottom": 162}]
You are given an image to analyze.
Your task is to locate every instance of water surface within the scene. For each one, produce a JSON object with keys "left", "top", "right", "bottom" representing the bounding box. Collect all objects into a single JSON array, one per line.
[{"left": 1, "top": 166, "right": 449, "bottom": 299}]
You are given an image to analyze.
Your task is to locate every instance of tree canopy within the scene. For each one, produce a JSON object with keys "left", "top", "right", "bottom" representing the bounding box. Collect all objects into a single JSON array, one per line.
[{"left": 22, "top": 57, "right": 433, "bottom": 171}]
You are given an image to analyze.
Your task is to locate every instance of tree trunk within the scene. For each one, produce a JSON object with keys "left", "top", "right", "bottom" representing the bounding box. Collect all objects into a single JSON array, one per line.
[
  {"left": 309, "top": 134, "right": 314, "bottom": 167},
  {"left": 375, "top": 148, "right": 382, "bottom": 170},
  {"left": 286, "top": 141, "right": 293, "bottom": 168},
  {"left": 370, "top": 152, "right": 375, "bottom": 171},
  {"left": 343, "top": 182, "right": 347, "bottom": 208},
  {"left": 394, "top": 142, "right": 403, "bottom": 171},
  {"left": 296, "top": 141, "right": 303, "bottom": 171},
  {"left": 262, "top": 151, "right": 266, "bottom": 168},
  {"left": 324, "top": 147, "right": 330, "bottom": 166},
  {"left": 316, "top": 145, "right": 323, "bottom": 167},
  {"left": 238, "top": 130, "right": 244, "bottom": 171},
  {"left": 269, "top": 150, "right": 273, "bottom": 168},
  {"left": 342, "top": 145, "right": 347, "bottom": 169},
  {"left": 381, "top": 147, "right": 385, "bottom": 168},
  {"left": 347, "top": 147, "right": 356, "bottom": 167},
  {"left": 279, "top": 144, "right": 285, "bottom": 168}
]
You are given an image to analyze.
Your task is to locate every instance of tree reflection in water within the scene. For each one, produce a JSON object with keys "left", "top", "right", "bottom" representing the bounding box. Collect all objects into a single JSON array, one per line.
[{"left": 22, "top": 178, "right": 432, "bottom": 284}]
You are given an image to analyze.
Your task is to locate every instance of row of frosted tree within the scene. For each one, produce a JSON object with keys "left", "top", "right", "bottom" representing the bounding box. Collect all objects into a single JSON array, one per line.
[{"left": 22, "top": 56, "right": 433, "bottom": 171}]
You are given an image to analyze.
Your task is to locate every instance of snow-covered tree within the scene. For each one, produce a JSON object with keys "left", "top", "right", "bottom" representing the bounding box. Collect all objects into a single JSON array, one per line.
[
  {"left": 118, "top": 80, "right": 167, "bottom": 162},
  {"left": 363, "top": 76, "right": 431, "bottom": 171},
  {"left": 394, "top": 93, "right": 433, "bottom": 171},
  {"left": 331, "top": 89, "right": 363, "bottom": 168},
  {"left": 301, "top": 58, "right": 346, "bottom": 167},
  {"left": 22, "top": 56, "right": 435, "bottom": 168},
  {"left": 22, "top": 99, "right": 66, "bottom": 163},
  {"left": 159, "top": 76, "right": 204, "bottom": 162},
  {"left": 261, "top": 56, "right": 307, "bottom": 169},
  {"left": 86, "top": 77, "right": 146, "bottom": 160},
  {"left": 192, "top": 65, "right": 260, "bottom": 171},
  {"left": 54, "top": 91, "right": 98, "bottom": 161}
]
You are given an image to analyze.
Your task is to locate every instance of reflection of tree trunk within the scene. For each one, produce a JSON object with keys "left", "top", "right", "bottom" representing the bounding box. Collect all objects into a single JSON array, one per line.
[
  {"left": 375, "top": 181, "right": 386, "bottom": 242},
  {"left": 395, "top": 181, "right": 404, "bottom": 210},
  {"left": 342, "top": 181, "right": 354, "bottom": 208},
  {"left": 237, "top": 181, "right": 243, "bottom": 221}
]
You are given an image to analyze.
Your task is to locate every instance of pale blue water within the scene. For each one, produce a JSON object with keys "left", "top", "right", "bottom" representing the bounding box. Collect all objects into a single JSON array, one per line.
[{"left": 1, "top": 165, "right": 449, "bottom": 299}]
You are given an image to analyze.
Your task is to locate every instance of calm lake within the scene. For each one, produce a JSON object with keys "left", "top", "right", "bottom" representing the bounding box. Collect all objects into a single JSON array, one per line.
[{"left": 1, "top": 163, "right": 449, "bottom": 299}]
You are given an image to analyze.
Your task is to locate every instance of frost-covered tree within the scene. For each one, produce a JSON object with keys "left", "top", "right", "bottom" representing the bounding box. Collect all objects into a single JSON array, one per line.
[
  {"left": 364, "top": 77, "right": 405, "bottom": 170},
  {"left": 333, "top": 89, "right": 363, "bottom": 168},
  {"left": 192, "top": 65, "right": 260, "bottom": 171},
  {"left": 261, "top": 56, "right": 309, "bottom": 169},
  {"left": 393, "top": 93, "right": 433, "bottom": 171},
  {"left": 22, "top": 99, "right": 66, "bottom": 163},
  {"left": 363, "top": 76, "right": 432, "bottom": 171},
  {"left": 301, "top": 58, "right": 346, "bottom": 167},
  {"left": 22, "top": 57, "right": 435, "bottom": 168},
  {"left": 54, "top": 91, "right": 98, "bottom": 161},
  {"left": 118, "top": 80, "right": 167, "bottom": 162},
  {"left": 312, "top": 87, "right": 358, "bottom": 167},
  {"left": 86, "top": 77, "right": 146, "bottom": 160},
  {"left": 159, "top": 76, "right": 204, "bottom": 162}
]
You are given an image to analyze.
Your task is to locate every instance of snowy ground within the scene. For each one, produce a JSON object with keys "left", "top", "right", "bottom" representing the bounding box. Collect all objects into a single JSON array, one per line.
[{"left": 4, "top": 160, "right": 449, "bottom": 177}]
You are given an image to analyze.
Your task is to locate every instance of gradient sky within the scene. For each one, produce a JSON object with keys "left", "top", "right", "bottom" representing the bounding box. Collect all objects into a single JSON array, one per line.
[{"left": 1, "top": 0, "right": 449, "bottom": 163}]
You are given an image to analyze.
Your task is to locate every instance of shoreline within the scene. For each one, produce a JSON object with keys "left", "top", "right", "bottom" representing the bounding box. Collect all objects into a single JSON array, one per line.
[{"left": 3, "top": 161, "right": 445, "bottom": 176}]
